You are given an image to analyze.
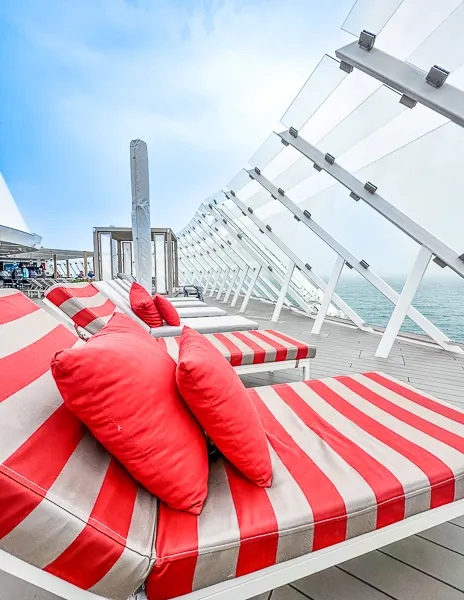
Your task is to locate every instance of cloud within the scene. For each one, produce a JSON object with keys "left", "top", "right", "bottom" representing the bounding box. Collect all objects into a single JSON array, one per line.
[{"left": 1, "top": 0, "right": 353, "bottom": 248}]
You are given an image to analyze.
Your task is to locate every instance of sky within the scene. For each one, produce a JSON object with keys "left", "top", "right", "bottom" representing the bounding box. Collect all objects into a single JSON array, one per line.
[{"left": 0, "top": 0, "right": 354, "bottom": 251}]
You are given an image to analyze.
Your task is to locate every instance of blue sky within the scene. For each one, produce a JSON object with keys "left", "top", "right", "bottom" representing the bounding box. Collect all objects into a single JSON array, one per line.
[{"left": 0, "top": 0, "right": 353, "bottom": 251}]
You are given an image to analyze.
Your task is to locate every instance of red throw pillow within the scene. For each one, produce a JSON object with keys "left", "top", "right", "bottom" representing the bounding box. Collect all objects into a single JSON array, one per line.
[
  {"left": 51, "top": 313, "right": 209, "bottom": 514},
  {"left": 130, "top": 282, "right": 163, "bottom": 327},
  {"left": 154, "top": 294, "right": 180, "bottom": 326},
  {"left": 176, "top": 326, "right": 272, "bottom": 487}
]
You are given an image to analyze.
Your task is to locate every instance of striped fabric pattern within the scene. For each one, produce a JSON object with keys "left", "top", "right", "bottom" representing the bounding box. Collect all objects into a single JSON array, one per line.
[
  {"left": 45, "top": 283, "right": 118, "bottom": 335},
  {"left": 0, "top": 290, "right": 157, "bottom": 599},
  {"left": 147, "top": 372, "right": 464, "bottom": 600},
  {"left": 157, "top": 329, "right": 315, "bottom": 366}
]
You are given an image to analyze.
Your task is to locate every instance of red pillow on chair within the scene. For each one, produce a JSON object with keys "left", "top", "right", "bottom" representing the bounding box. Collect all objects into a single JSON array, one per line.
[
  {"left": 176, "top": 326, "right": 272, "bottom": 487},
  {"left": 130, "top": 282, "right": 163, "bottom": 327},
  {"left": 154, "top": 294, "right": 180, "bottom": 326},
  {"left": 51, "top": 313, "right": 209, "bottom": 514}
]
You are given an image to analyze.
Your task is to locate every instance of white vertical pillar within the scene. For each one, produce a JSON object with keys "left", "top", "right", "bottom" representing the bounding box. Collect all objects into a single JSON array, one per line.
[
  {"left": 209, "top": 270, "right": 222, "bottom": 297},
  {"left": 240, "top": 266, "right": 262, "bottom": 313},
  {"left": 312, "top": 255, "right": 345, "bottom": 335},
  {"left": 203, "top": 268, "right": 216, "bottom": 292},
  {"left": 375, "top": 245, "right": 432, "bottom": 358},
  {"left": 271, "top": 261, "right": 295, "bottom": 323},
  {"left": 223, "top": 269, "right": 239, "bottom": 303},
  {"left": 216, "top": 268, "right": 230, "bottom": 300},
  {"left": 231, "top": 267, "right": 249, "bottom": 307}
]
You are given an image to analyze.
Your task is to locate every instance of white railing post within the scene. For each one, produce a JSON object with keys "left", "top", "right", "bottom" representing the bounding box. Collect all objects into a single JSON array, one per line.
[
  {"left": 216, "top": 268, "right": 230, "bottom": 300},
  {"left": 209, "top": 269, "right": 222, "bottom": 297},
  {"left": 240, "top": 266, "right": 262, "bottom": 313},
  {"left": 312, "top": 256, "right": 345, "bottom": 335},
  {"left": 232, "top": 267, "right": 249, "bottom": 307},
  {"left": 223, "top": 268, "right": 240, "bottom": 303},
  {"left": 271, "top": 261, "right": 295, "bottom": 322},
  {"left": 375, "top": 246, "right": 433, "bottom": 358}
]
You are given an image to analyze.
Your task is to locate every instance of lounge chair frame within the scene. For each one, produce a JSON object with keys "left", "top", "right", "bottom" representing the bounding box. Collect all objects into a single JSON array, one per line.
[
  {"left": 2, "top": 497, "right": 464, "bottom": 600},
  {"left": 43, "top": 297, "right": 312, "bottom": 379}
]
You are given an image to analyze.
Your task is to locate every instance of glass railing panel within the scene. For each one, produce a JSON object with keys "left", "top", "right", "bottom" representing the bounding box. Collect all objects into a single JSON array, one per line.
[
  {"left": 281, "top": 55, "right": 348, "bottom": 131},
  {"left": 377, "top": 0, "right": 463, "bottom": 60},
  {"left": 342, "top": 0, "right": 405, "bottom": 36},
  {"left": 315, "top": 85, "right": 406, "bottom": 157},
  {"left": 407, "top": 2, "right": 464, "bottom": 73},
  {"left": 227, "top": 170, "right": 252, "bottom": 194},
  {"left": 249, "top": 133, "right": 285, "bottom": 171}
]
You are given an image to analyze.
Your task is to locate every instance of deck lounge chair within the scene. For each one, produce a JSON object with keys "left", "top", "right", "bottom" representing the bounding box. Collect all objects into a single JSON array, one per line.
[
  {"left": 112, "top": 277, "right": 207, "bottom": 307},
  {"left": 106, "top": 280, "right": 210, "bottom": 314},
  {"left": 44, "top": 282, "right": 314, "bottom": 378},
  {"left": 44, "top": 282, "right": 259, "bottom": 337},
  {"left": 2, "top": 287, "right": 464, "bottom": 600}
]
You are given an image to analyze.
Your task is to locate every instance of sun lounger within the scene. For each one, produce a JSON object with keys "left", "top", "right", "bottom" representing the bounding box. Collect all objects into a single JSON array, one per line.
[
  {"left": 99, "top": 280, "right": 226, "bottom": 319},
  {"left": 3, "top": 287, "right": 464, "bottom": 600},
  {"left": 44, "top": 282, "right": 259, "bottom": 337},
  {"left": 44, "top": 283, "right": 313, "bottom": 377},
  {"left": 107, "top": 280, "right": 209, "bottom": 311}
]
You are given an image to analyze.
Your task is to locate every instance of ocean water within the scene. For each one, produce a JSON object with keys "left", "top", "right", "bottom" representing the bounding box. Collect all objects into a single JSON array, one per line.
[{"left": 335, "top": 276, "right": 464, "bottom": 343}]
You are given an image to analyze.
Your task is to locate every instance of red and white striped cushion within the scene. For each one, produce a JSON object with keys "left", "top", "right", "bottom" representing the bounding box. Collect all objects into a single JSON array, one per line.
[
  {"left": 146, "top": 372, "right": 464, "bottom": 600},
  {"left": 45, "top": 283, "right": 118, "bottom": 334},
  {"left": 0, "top": 290, "right": 157, "bottom": 599},
  {"left": 157, "top": 329, "right": 315, "bottom": 366}
]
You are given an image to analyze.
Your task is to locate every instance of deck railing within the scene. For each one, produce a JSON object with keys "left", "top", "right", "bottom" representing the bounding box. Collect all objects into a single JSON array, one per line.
[{"left": 177, "top": 2, "right": 464, "bottom": 359}]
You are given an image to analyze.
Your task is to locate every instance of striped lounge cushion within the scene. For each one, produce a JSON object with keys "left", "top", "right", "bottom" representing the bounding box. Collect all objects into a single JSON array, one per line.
[
  {"left": 45, "top": 282, "right": 118, "bottom": 334},
  {"left": 0, "top": 290, "right": 157, "bottom": 599},
  {"left": 146, "top": 372, "right": 464, "bottom": 600},
  {"left": 157, "top": 329, "right": 316, "bottom": 366}
]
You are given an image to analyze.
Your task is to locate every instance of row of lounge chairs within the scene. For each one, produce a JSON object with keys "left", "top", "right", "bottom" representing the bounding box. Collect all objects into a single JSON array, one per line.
[
  {"left": 43, "top": 277, "right": 314, "bottom": 379},
  {"left": 2, "top": 284, "right": 464, "bottom": 600}
]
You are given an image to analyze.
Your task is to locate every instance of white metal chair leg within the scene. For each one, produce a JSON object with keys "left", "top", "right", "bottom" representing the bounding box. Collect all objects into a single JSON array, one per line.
[{"left": 301, "top": 359, "right": 311, "bottom": 380}]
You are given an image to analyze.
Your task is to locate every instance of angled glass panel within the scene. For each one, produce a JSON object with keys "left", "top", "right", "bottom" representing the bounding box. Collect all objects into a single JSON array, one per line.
[
  {"left": 226, "top": 170, "right": 251, "bottom": 194},
  {"left": 407, "top": 2, "right": 464, "bottom": 72},
  {"left": 249, "top": 133, "right": 285, "bottom": 170},
  {"left": 342, "top": 0, "right": 405, "bottom": 35},
  {"left": 316, "top": 85, "right": 406, "bottom": 157},
  {"left": 281, "top": 55, "right": 347, "bottom": 131}
]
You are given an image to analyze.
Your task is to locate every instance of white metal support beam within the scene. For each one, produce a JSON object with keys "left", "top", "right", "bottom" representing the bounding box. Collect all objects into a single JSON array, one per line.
[
  {"left": 178, "top": 251, "right": 201, "bottom": 284},
  {"left": 271, "top": 261, "right": 295, "bottom": 323},
  {"left": 279, "top": 130, "right": 464, "bottom": 279},
  {"left": 216, "top": 267, "right": 230, "bottom": 300},
  {"left": 232, "top": 267, "right": 250, "bottom": 307},
  {"left": 199, "top": 205, "right": 286, "bottom": 304},
  {"left": 223, "top": 268, "right": 240, "bottom": 303},
  {"left": 182, "top": 233, "right": 232, "bottom": 293},
  {"left": 208, "top": 203, "right": 317, "bottom": 317},
  {"left": 376, "top": 246, "right": 433, "bottom": 358},
  {"left": 251, "top": 169, "right": 462, "bottom": 354},
  {"left": 335, "top": 40, "right": 464, "bottom": 129},
  {"left": 209, "top": 269, "right": 223, "bottom": 297},
  {"left": 225, "top": 186, "right": 370, "bottom": 331},
  {"left": 178, "top": 255, "right": 195, "bottom": 282},
  {"left": 312, "top": 256, "right": 345, "bottom": 335},
  {"left": 190, "top": 216, "right": 274, "bottom": 303},
  {"left": 240, "top": 266, "right": 262, "bottom": 313}
]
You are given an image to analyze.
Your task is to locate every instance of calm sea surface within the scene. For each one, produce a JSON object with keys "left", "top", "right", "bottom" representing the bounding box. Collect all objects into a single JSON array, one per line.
[{"left": 335, "top": 277, "right": 464, "bottom": 343}]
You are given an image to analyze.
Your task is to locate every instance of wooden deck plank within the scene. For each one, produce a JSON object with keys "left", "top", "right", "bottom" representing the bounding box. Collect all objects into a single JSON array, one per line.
[
  {"left": 339, "top": 551, "right": 464, "bottom": 600},
  {"left": 292, "top": 566, "right": 393, "bottom": 599},
  {"left": 418, "top": 523, "right": 464, "bottom": 556},
  {"left": 381, "top": 536, "right": 464, "bottom": 591}
]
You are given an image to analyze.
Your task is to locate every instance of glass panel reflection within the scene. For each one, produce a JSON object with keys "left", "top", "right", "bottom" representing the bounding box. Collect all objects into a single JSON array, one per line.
[
  {"left": 281, "top": 55, "right": 347, "bottom": 131},
  {"left": 342, "top": 0, "right": 405, "bottom": 36}
]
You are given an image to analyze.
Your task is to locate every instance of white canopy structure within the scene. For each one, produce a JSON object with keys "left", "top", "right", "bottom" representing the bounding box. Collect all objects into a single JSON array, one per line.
[{"left": 0, "top": 173, "right": 42, "bottom": 256}]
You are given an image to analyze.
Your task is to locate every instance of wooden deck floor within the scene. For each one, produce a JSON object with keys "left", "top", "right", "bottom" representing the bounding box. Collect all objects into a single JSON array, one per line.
[
  {"left": 205, "top": 295, "right": 464, "bottom": 600},
  {"left": 4, "top": 295, "right": 464, "bottom": 600}
]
